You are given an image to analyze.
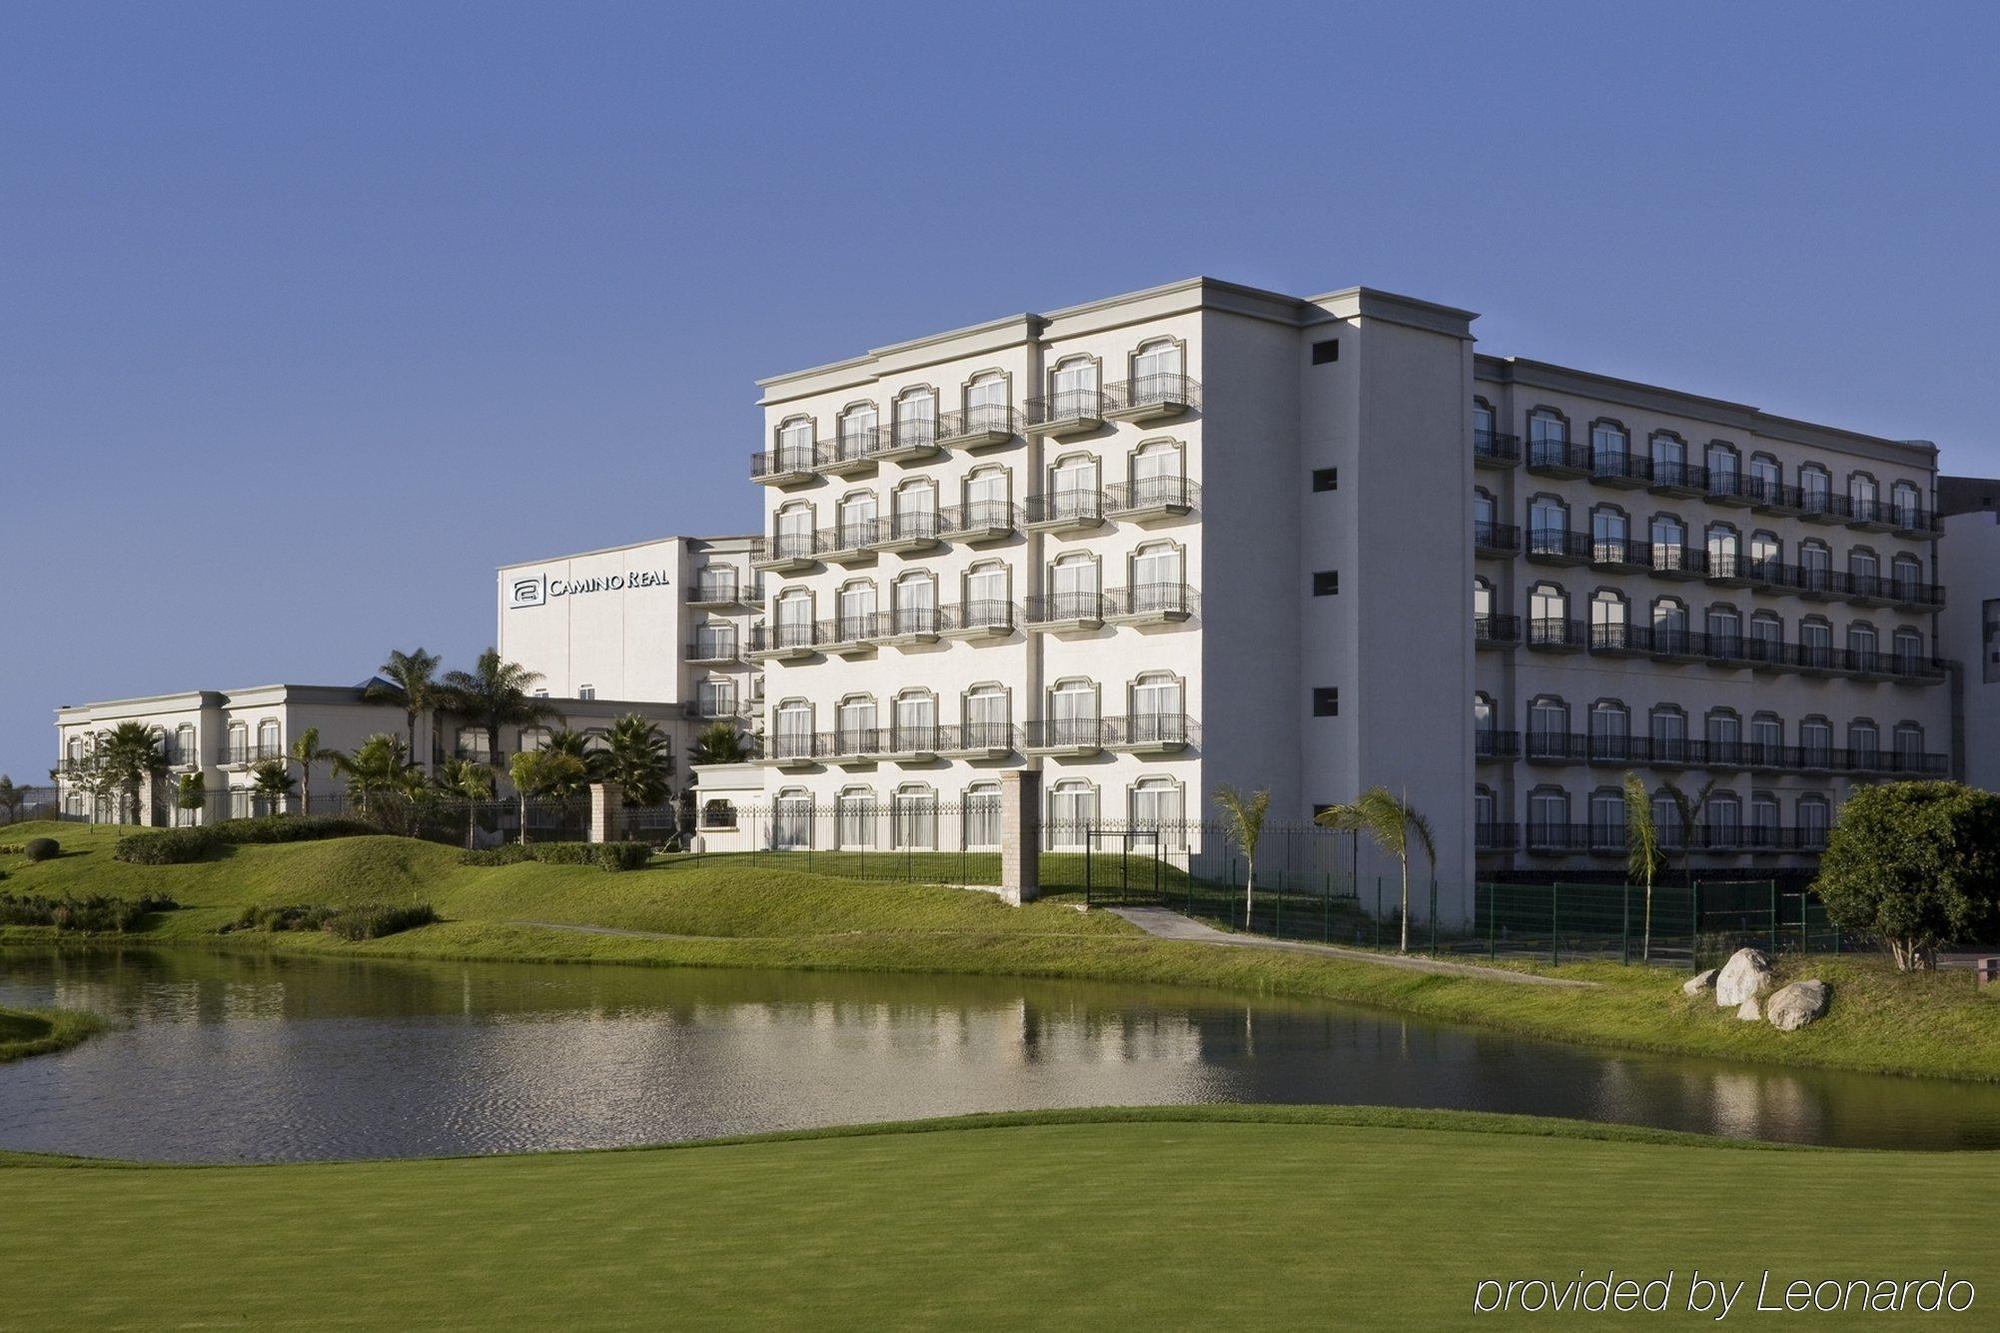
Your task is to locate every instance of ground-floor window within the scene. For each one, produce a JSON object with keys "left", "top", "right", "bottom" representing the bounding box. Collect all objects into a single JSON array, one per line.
[
  {"left": 1048, "top": 781, "right": 1096, "bottom": 848},
  {"left": 835, "top": 790, "right": 876, "bottom": 849},
  {"left": 892, "top": 786, "right": 937, "bottom": 850},
  {"left": 229, "top": 788, "right": 254, "bottom": 819},
  {"left": 964, "top": 783, "right": 1000, "bottom": 849},
  {"left": 773, "top": 793, "right": 812, "bottom": 849}
]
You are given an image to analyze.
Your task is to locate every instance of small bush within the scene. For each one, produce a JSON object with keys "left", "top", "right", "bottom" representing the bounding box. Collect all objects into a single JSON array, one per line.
[
  {"left": 457, "top": 841, "right": 650, "bottom": 872},
  {"left": 212, "top": 815, "right": 374, "bottom": 845},
  {"left": 596, "top": 842, "right": 652, "bottom": 872},
  {"left": 225, "top": 903, "right": 341, "bottom": 933},
  {"left": 327, "top": 903, "right": 439, "bottom": 940},
  {"left": 113, "top": 828, "right": 220, "bottom": 865},
  {"left": 458, "top": 844, "right": 534, "bottom": 867},
  {"left": 0, "top": 892, "right": 177, "bottom": 932},
  {"left": 23, "top": 838, "right": 59, "bottom": 863}
]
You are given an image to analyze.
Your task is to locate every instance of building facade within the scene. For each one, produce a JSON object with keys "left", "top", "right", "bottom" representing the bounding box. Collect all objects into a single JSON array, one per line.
[
  {"left": 731, "top": 276, "right": 1961, "bottom": 916},
  {"left": 1939, "top": 477, "right": 2000, "bottom": 794}
]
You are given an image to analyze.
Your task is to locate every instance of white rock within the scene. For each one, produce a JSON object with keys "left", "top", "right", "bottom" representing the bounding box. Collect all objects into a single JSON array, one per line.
[
  {"left": 1767, "top": 980, "right": 1830, "bottom": 1032},
  {"left": 1715, "top": 948, "right": 1774, "bottom": 1007},
  {"left": 1682, "top": 968, "right": 1719, "bottom": 997},
  {"left": 1736, "top": 996, "right": 1763, "bottom": 1021}
]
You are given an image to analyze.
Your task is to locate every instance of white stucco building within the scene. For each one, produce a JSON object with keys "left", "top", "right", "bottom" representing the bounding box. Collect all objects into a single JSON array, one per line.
[
  {"left": 729, "top": 276, "right": 1961, "bottom": 911},
  {"left": 1938, "top": 477, "right": 2000, "bottom": 794}
]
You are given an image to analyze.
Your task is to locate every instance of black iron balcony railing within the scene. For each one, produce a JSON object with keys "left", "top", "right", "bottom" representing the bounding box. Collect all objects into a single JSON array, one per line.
[
  {"left": 876, "top": 510, "right": 941, "bottom": 545},
  {"left": 687, "top": 579, "right": 755, "bottom": 604},
  {"left": 749, "top": 621, "right": 821, "bottom": 654},
  {"left": 1525, "top": 437, "right": 1589, "bottom": 471},
  {"left": 936, "top": 405, "right": 1022, "bottom": 445},
  {"left": 937, "top": 721, "right": 1021, "bottom": 752},
  {"left": 1526, "top": 617, "right": 1588, "bottom": 649},
  {"left": 1473, "top": 430, "right": 1520, "bottom": 464},
  {"left": 1103, "top": 476, "right": 1201, "bottom": 515},
  {"left": 1587, "top": 535, "right": 1653, "bottom": 566},
  {"left": 685, "top": 638, "right": 740, "bottom": 662},
  {"left": 1589, "top": 451, "right": 1651, "bottom": 485},
  {"left": 1474, "top": 613, "right": 1521, "bottom": 646},
  {"left": 823, "top": 519, "right": 887, "bottom": 555},
  {"left": 818, "top": 426, "right": 887, "bottom": 470},
  {"left": 1649, "top": 459, "right": 1709, "bottom": 492},
  {"left": 1512, "top": 731, "right": 1949, "bottom": 776},
  {"left": 1475, "top": 729, "right": 1520, "bottom": 760},
  {"left": 1108, "top": 582, "right": 1200, "bottom": 618},
  {"left": 1474, "top": 520, "right": 1520, "bottom": 553},
  {"left": 937, "top": 500, "right": 1020, "bottom": 538},
  {"left": 219, "top": 744, "right": 285, "bottom": 766},
  {"left": 1023, "top": 713, "right": 1200, "bottom": 750},
  {"left": 750, "top": 446, "right": 817, "bottom": 480},
  {"left": 1023, "top": 488, "right": 1107, "bottom": 526},
  {"left": 1024, "top": 590, "right": 1113, "bottom": 625},
  {"left": 1474, "top": 821, "right": 1519, "bottom": 851},
  {"left": 1525, "top": 527, "right": 1592, "bottom": 561},
  {"left": 757, "top": 529, "right": 828, "bottom": 565},
  {"left": 1024, "top": 388, "right": 1111, "bottom": 429},
  {"left": 825, "top": 613, "right": 885, "bottom": 647},
  {"left": 768, "top": 730, "right": 817, "bottom": 761},
  {"left": 1103, "top": 373, "right": 1201, "bottom": 416},
  {"left": 940, "top": 599, "right": 1018, "bottom": 635},
  {"left": 885, "top": 418, "right": 940, "bottom": 453}
]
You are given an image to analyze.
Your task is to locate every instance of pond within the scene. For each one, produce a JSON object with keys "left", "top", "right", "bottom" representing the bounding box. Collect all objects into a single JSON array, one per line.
[{"left": 3, "top": 947, "right": 1997, "bottom": 1162}]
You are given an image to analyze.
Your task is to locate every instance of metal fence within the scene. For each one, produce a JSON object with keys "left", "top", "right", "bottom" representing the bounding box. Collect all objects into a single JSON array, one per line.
[
  {"left": 1452, "top": 879, "right": 1849, "bottom": 968},
  {"left": 0, "top": 785, "right": 65, "bottom": 826}
]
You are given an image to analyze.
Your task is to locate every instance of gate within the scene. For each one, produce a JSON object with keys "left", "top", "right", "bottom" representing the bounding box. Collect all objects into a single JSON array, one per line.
[{"left": 1082, "top": 826, "right": 1164, "bottom": 908}]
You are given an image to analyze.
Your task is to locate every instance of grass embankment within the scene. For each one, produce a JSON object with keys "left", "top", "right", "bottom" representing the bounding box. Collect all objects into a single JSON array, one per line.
[
  {"left": 2, "top": 821, "right": 1994, "bottom": 1081},
  {"left": 3, "top": 1105, "right": 1993, "bottom": 1329},
  {"left": 0, "top": 1005, "right": 102, "bottom": 1063}
]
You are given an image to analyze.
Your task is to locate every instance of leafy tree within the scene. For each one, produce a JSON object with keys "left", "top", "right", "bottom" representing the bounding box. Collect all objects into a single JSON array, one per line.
[
  {"left": 1622, "top": 772, "right": 1665, "bottom": 960},
  {"left": 1213, "top": 786, "right": 1270, "bottom": 926},
  {"left": 288, "top": 726, "right": 337, "bottom": 817},
  {"left": 364, "top": 649, "right": 444, "bottom": 773},
  {"left": 688, "top": 722, "right": 753, "bottom": 766},
  {"left": 508, "top": 749, "right": 588, "bottom": 845},
  {"left": 442, "top": 650, "right": 560, "bottom": 768},
  {"left": 439, "top": 757, "right": 496, "bottom": 849},
  {"left": 1816, "top": 781, "right": 2000, "bottom": 971},
  {"left": 249, "top": 759, "right": 297, "bottom": 809},
  {"left": 1318, "top": 787, "right": 1434, "bottom": 953},
  {"left": 0, "top": 775, "right": 23, "bottom": 825},
  {"left": 333, "top": 733, "right": 423, "bottom": 818},
  {"left": 95, "top": 722, "right": 168, "bottom": 826},
  {"left": 175, "top": 772, "right": 206, "bottom": 818},
  {"left": 606, "top": 714, "right": 673, "bottom": 807}
]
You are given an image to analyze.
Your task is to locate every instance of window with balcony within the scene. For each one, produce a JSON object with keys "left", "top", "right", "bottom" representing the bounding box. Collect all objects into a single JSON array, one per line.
[
  {"left": 1848, "top": 719, "right": 1880, "bottom": 764},
  {"left": 1891, "top": 481, "right": 1922, "bottom": 528},
  {"left": 1800, "top": 616, "right": 1833, "bottom": 666},
  {"left": 1706, "top": 523, "right": 1739, "bottom": 571},
  {"left": 893, "top": 478, "right": 938, "bottom": 540},
  {"left": 1590, "top": 589, "right": 1627, "bottom": 647},
  {"left": 894, "top": 387, "right": 937, "bottom": 449},
  {"left": 1130, "top": 541, "right": 1184, "bottom": 606},
  {"left": 894, "top": 689, "right": 936, "bottom": 751},
  {"left": 837, "top": 491, "right": 878, "bottom": 549},
  {"left": 1800, "top": 717, "right": 1833, "bottom": 766},
  {"left": 695, "top": 621, "right": 737, "bottom": 660},
  {"left": 771, "top": 788, "right": 813, "bottom": 848},
  {"left": 1649, "top": 705, "right": 1688, "bottom": 759},
  {"left": 1528, "top": 787, "right": 1570, "bottom": 843},
  {"left": 775, "top": 587, "right": 813, "bottom": 634},
  {"left": 966, "top": 371, "right": 1009, "bottom": 427},
  {"left": 1591, "top": 505, "right": 1629, "bottom": 560},
  {"left": 775, "top": 502, "right": 815, "bottom": 559},
  {"left": 1474, "top": 399, "right": 1496, "bottom": 442},
  {"left": 1893, "top": 626, "right": 1924, "bottom": 670},
  {"left": 1474, "top": 577, "right": 1494, "bottom": 621},
  {"left": 1650, "top": 791, "right": 1682, "bottom": 844},
  {"left": 837, "top": 581, "right": 877, "bottom": 642},
  {"left": 1473, "top": 692, "right": 1497, "bottom": 749},
  {"left": 964, "top": 561, "right": 1010, "bottom": 625},
  {"left": 1590, "top": 420, "right": 1630, "bottom": 468},
  {"left": 1849, "top": 472, "right": 1878, "bottom": 515},
  {"left": 1589, "top": 700, "right": 1629, "bottom": 756},
  {"left": 1706, "top": 708, "right": 1741, "bottom": 753},
  {"left": 1652, "top": 596, "right": 1689, "bottom": 642},
  {"left": 1849, "top": 547, "right": 1879, "bottom": 587},
  {"left": 1751, "top": 793, "right": 1781, "bottom": 842},
  {"left": 836, "top": 787, "right": 877, "bottom": 849},
  {"left": 774, "top": 701, "right": 813, "bottom": 760},
  {"left": 1131, "top": 776, "right": 1184, "bottom": 831},
  {"left": 1801, "top": 464, "right": 1832, "bottom": 507},
  {"left": 1800, "top": 540, "right": 1832, "bottom": 590},
  {"left": 1893, "top": 721, "right": 1925, "bottom": 763},
  {"left": 257, "top": 720, "right": 279, "bottom": 759},
  {"left": 836, "top": 402, "right": 879, "bottom": 463},
  {"left": 1749, "top": 530, "right": 1781, "bottom": 573},
  {"left": 1048, "top": 552, "right": 1101, "bottom": 619},
  {"left": 1650, "top": 431, "right": 1687, "bottom": 477},
  {"left": 1798, "top": 794, "right": 1831, "bottom": 843},
  {"left": 1048, "top": 780, "right": 1098, "bottom": 847},
  {"left": 1706, "top": 604, "right": 1742, "bottom": 651},
  {"left": 836, "top": 695, "right": 877, "bottom": 755},
  {"left": 1749, "top": 453, "right": 1782, "bottom": 500},
  {"left": 1588, "top": 788, "right": 1624, "bottom": 847},
  {"left": 697, "top": 678, "right": 736, "bottom": 719},
  {"left": 1131, "top": 672, "right": 1184, "bottom": 740},
  {"left": 1529, "top": 694, "right": 1570, "bottom": 742},
  {"left": 964, "top": 683, "right": 1011, "bottom": 747},
  {"left": 965, "top": 781, "right": 1001, "bottom": 849},
  {"left": 1751, "top": 712, "right": 1783, "bottom": 756},
  {"left": 894, "top": 571, "right": 936, "bottom": 635},
  {"left": 1848, "top": 621, "right": 1879, "bottom": 664},
  {"left": 173, "top": 723, "right": 196, "bottom": 767},
  {"left": 1527, "top": 409, "right": 1568, "bottom": 464},
  {"left": 1650, "top": 513, "right": 1687, "bottom": 569},
  {"left": 1530, "top": 581, "right": 1569, "bottom": 640},
  {"left": 1530, "top": 494, "right": 1569, "bottom": 540},
  {"left": 1474, "top": 785, "right": 1497, "bottom": 836},
  {"left": 1047, "top": 678, "right": 1099, "bottom": 746},
  {"left": 1050, "top": 357, "right": 1100, "bottom": 416},
  {"left": 1128, "top": 438, "right": 1186, "bottom": 508},
  {"left": 1891, "top": 553, "right": 1924, "bottom": 599},
  {"left": 1706, "top": 792, "right": 1742, "bottom": 844},
  {"left": 776, "top": 416, "right": 815, "bottom": 470},
  {"left": 1750, "top": 610, "right": 1783, "bottom": 651},
  {"left": 1706, "top": 441, "right": 1740, "bottom": 489}
]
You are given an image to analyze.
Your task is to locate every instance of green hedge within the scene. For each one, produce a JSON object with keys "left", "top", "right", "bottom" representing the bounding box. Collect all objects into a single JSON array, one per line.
[
  {"left": 458, "top": 841, "right": 651, "bottom": 872},
  {"left": 223, "top": 901, "right": 438, "bottom": 940},
  {"left": 113, "top": 828, "right": 221, "bottom": 865},
  {"left": 209, "top": 815, "right": 375, "bottom": 844},
  {"left": 0, "top": 891, "right": 177, "bottom": 932},
  {"left": 23, "top": 838, "right": 60, "bottom": 862}
]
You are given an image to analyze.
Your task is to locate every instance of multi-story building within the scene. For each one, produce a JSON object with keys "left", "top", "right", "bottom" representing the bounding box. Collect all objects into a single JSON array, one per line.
[
  {"left": 735, "top": 276, "right": 1960, "bottom": 915},
  {"left": 1939, "top": 476, "right": 2000, "bottom": 793}
]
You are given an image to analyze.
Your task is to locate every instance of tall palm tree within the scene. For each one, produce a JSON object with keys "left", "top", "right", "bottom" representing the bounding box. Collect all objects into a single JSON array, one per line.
[
  {"left": 540, "top": 727, "right": 612, "bottom": 779},
  {"left": 606, "top": 714, "right": 673, "bottom": 807},
  {"left": 441, "top": 650, "right": 559, "bottom": 769},
  {"left": 1622, "top": 772, "right": 1666, "bottom": 961},
  {"left": 1317, "top": 786, "right": 1435, "bottom": 953},
  {"left": 1213, "top": 785, "right": 1271, "bottom": 925},
  {"left": 439, "top": 757, "right": 496, "bottom": 849},
  {"left": 688, "top": 722, "right": 752, "bottom": 766},
  {"left": 365, "top": 649, "right": 444, "bottom": 772},
  {"left": 95, "top": 722, "right": 168, "bottom": 826},
  {"left": 332, "top": 733, "right": 422, "bottom": 818},
  {"left": 287, "top": 726, "right": 337, "bottom": 817}
]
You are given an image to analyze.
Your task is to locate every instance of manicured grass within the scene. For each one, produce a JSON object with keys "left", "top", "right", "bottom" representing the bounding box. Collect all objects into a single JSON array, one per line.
[
  {"left": 3, "top": 821, "right": 1995, "bottom": 1081},
  {"left": 3, "top": 1105, "right": 1993, "bottom": 1329},
  {"left": 0, "top": 1005, "right": 102, "bottom": 1063}
]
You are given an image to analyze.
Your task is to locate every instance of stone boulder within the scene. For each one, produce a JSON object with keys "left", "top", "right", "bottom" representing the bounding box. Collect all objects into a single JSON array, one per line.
[
  {"left": 1682, "top": 968, "right": 1719, "bottom": 998},
  {"left": 1736, "top": 996, "right": 1763, "bottom": 1021},
  {"left": 1714, "top": 948, "right": 1774, "bottom": 1007},
  {"left": 1766, "top": 980, "right": 1830, "bottom": 1032}
]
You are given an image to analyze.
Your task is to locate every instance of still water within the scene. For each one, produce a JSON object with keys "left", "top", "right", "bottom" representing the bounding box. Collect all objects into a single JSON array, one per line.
[{"left": 3, "top": 947, "right": 1997, "bottom": 1161}]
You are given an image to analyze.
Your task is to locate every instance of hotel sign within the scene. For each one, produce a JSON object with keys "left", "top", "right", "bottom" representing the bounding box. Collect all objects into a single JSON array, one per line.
[{"left": 507, "top": 569, "right": 672, "bottom": 609}]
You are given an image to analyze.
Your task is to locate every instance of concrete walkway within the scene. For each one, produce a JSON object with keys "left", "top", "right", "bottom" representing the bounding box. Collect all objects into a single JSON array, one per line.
[{"left": 1109, "top": 907, "right": 1598, "bottom": 988}]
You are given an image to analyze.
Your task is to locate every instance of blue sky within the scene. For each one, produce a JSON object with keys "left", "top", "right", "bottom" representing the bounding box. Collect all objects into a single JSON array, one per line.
[{"left": 4, "top": 1, "right": 1996, "bottom": 778}]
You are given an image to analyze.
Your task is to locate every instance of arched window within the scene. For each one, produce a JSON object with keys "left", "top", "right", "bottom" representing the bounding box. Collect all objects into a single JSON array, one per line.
[
  {"left": 1130, "top": 776, "right": 1184, "bottom": 833},
  {"left": 1847, "top": 620, "right": 1879, "bottom": 666},
  {"left": 1750, "top": 792, "right": 1781, "bottom": 846},
  {"left": 1705, "top": 791, "right": 1742, "bottom": 847},
  {"left": 1588, "top": 786, "right": 1626, "bottom": 849},
  {"left": 964, "top": 464, "right": 1012, "bottom": 517},
  {"left": 1649, "top": 705, "right": 1688, "bottom": 761},
  {"left": 773, "top": 700, "right": 814, "bottom": 761},
  {"left": 775, "top": 415, "right": 816, "bottom": 470},
  {"left": 1529, "top": 494, "right": 1569, "bottom": 544},
  {"left": 1651, "top": 597, "right": 1689, "bottom": 647},
  {"left": 774, "top": 501, "right": 816, "bottom": 560},
  {"left": 1474, "top": 786, "right": 1497, "bottom": 842},
  {"left": 1799, "top": 539, "right": 1833, "bottom": 593},
  {"left": 1847, "top": 719, "right": 1880, "bottom": 764},
  {"left": 695, "top": 678, "right": 736, "bottom": 719},
  {"left": 1649, "top": 431, "right": 1688, "bottom": 483},
  {"left": 1750, "top": 712, "right": 1783, "bottom": 761},
  {"left": 1705, "top": 441, "right": 1740, "bottom": 493},
  {"left": 1650, "top": 513, "right": 1688, "bottom": 570},
  {"left": 1891, "top": 480, "right": 1922, "bottom": 528},
  {"left": 1591, "top": 504, "right": 1629, "bottom": 559},
  {"left": 1705, "top": 708, "right": 1742, "bottom": 758},
  {"left": 963, "top": 683, "right": 1012, "bottom": 747},
  {"left": 1049, "top": 356, "right": 1100, "bottom": 414},
  {"left": 837, "top": 580, "right": 877, "bottom": 642},
  {"left": 1128, "top": 438, "right": 1186, "bottom": 509},
  {"left": 1130, "top": 542, "right": 1184, "bottom": 607},
  {"left": 894, "top": 570, "right": 937, "bottom": 635},
  {"left": 1473, "top": 692, "right": 1497, "bottom": 753},
  {"left": 1749, "top": 529, "right": 1782, "bottom": 570},
  {"left": 963, "top": 560, "right": 1011, "bottom": 627},
  {"left": 836, "top": 695, "right": 878, "bottom": 753},
  {"left": 837, "top": 490, "right": 879, "bottom": 547},
  {"left": 1473, "top": 399, "right": 1497, "bottom": 443},
  {"left": 1705, "top": 522, "right": 1740, "bottom": 572},
  {"left": 1848, "top": 546, "right": 1880, "bottom": 589},
  {"left": 1797, "top": 794, "right": 1831, "bottom": 847},
  {"left": 255, "top": 719, "right": 279, "bottom": 759},
  {"left": 836, "top": 787, "right": 877, "bottom": 849},
  {"left": 892, "top": 783, "right": 938, "bottom": 850},
  {"left": 1527, "top": 408, "right": 1569, "bottom": 465},
  {"left": 894, "top": 387, "right": 937, "bottom": 449},
  {"left": 1799, "top": 616, "right": 1834, "bottom": 666},
  {"left": 1047, "top": 551, "right": 1101, "bottom": 619},
  {"left": 1047, "top": 451, "right": 1101, "bottom": 521},
  {"left": 695, "top": 620, "right": 737, "bottom": 660},
  {"left": 1530, "top": 581, "right": 1568, "bottom": 626},
  {"left": 1528, "top": 694, "right": 1570, "bottom": 743},
  {"left": 1800, "top": 716, "right": 1834, "bottom": 766},
  {"left": 1528, "top": 787, "right": 1571, "bottom": 848},
  {"left": 1046, "top": 678, "right": 1099, "bottom": 747},
  {"left": 1589, "top": 700, "right": 1630, "bottom": 760},
  {"left": 1891, "top": 553, "right": 1925, "bottom": 600},
  {"left": 1848, "top": 471, "right": 1879, "bottom": 517},
  {"left": 835, "top": 401, "right": 880, "bottom": 465},
  {"left": 1705, "top": 603, "right": 1742, "bottom": 650},
  {"left": 1131, "top": 672, "right": 1184, "bottom": 732},
  {"left": 1590, "top": 589, "right": 1627, "bottom": 649},
  {"left": 1748, "top": 453, "right": 1782, "bottom": 503},
  {"left": 173, "top": 723, "right": 196, "bottom": 767},
  {"left": 1892, "top": 627, "right": 1925, "bottom": 671},
  {"left": 1130, "top": 338, "right": 1183, "bottom": 390},
  {"left": 1800, "top": 463, "right": 1832, "bottom": 511},
  {"left": 965, "top": 371, "right": 1010, "bottom": 430},
  {"left": 892, "top": 477, "right": 938, "bottom": 542},
  {"left": 1893, "top": 722, "right": 1926, "bottom": 768},
  {"left": 1749, "top": 610, "right": 1783, "bottom": 651},
  {"left": 1474, "top": 488, "right": 1497, "bottom": 533},
  {"left": 1047, "top": 779, "right": 1098, "bottom": 848},
  {"left": 893, "top": 688, "right": 937, "bottom": 752},
  {"left": 964, "top": 781, "right": 1002, "bottom": 849},
  {"left": 1473, "top": 576, "right": 1494, "bottom": 625},
  {"left": 1590, "top": 419, "right": 1631, "bottom": 475}
]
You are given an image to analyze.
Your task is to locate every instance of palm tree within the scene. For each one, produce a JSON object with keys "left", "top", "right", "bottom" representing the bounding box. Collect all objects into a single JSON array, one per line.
[
  {"left": 365, "top": 649, "right": 443, "bottom": 772},
  {"left": 333, "top": 733, "right": 422, "bottom": 818},
  {"left": 249, "top": 759, "right": 297, "bottom": 812},
  {"left": 439, "top": 757, "right": 496, "bottom": 850},
  {"left": 688, "top": 722, "right": 752, "bottom": 766},
  {"left": 606, "top": 714, "right": 673, "bottom": 807},
  {"left": 287, "top": 726, "right": 337, "bottom": 817},
  {"left": 1212, "top": 786, "right": 1271, "bottom": 926},
  {"left": 1622, "top": 772, "right": 1666, "bottom": 961},
  {"left": 95, "top": 722, "right": 168, "bottom": 826},
  {"left": 1663, "top": 776, "right": 1719, "bottom": 880},
  {"left": 508, "top": 749, "right": 587, "bottom": 845},
  {"left": 441, "top": 650, "right": 559, "bottom": 769},
  {"left": 540, "top": 727, "right": 612, "bottom": 779},
  {"left": 1317, "top": 786, "right": 1435, "bottom": 953}
]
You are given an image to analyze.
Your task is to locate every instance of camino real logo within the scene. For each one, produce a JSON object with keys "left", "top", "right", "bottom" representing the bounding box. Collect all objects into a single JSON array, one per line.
[
  {"left": 508, "top": 575, "right": 548, "bottom": 609},
  {"left": 507, "top": 568, "right": 671, "bottom": 609}
]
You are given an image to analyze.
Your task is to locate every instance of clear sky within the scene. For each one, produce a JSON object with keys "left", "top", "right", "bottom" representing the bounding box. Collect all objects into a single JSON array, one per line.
[{"left": 4, "top": 1, "right": 1996, "bottom": 779}]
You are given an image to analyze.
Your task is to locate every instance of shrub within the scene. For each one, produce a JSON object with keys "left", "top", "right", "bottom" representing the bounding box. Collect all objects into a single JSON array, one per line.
[
  {"left": 23, "top": 838, "right": 59, "bottom": 863},
  {"left": 456, "top": 841, "right": 650, "bottom": 872},
  {"left": 211, "top": 815, "right": 374, "bottom": 845},
  {"left": 458, "top": 844, "right": 533, "bottom": 868},
  {"left": 225, "top": 903, "right": 341, "bottom": 933},
  {"left": 1816, "top": 781, "right": 2000, "bottom": 971},
  {"left": 596, "top": 842, "right": 652, "bottom": 872},
  {"left": 113, "top": 828, "right": 220, "bottom": 865},
  {"left": 0, "top": 892, "right": 176, "bottom": 932},
  {"left": 327, "top": 903, "right": 438, "bottom": 940}
]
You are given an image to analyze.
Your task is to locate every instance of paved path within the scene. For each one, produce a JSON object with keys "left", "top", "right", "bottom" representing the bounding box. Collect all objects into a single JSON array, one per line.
[{"left": 1109, "top": 907, "right": 1598, "bottom": 988}]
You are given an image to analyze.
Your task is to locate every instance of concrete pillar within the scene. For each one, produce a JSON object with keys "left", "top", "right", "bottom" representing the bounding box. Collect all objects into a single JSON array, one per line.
[
  {"left": 999, "top": 769, "right": 1041, "bottom": 905},
  {"left": 589, "top": 781, "right": 627, "bottom": 844}
]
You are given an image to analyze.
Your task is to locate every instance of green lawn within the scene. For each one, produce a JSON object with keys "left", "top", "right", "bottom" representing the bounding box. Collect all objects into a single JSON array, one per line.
[
  {"left": 3, "top": 1105, "right": 1991, "bottom": 1330},
  {"left": 3, "top": 821, "right": 1996, "bottom": 1081}
]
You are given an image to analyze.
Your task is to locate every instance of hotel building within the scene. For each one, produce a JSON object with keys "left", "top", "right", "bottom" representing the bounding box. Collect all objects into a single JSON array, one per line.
[{"left": 729, "top": 277, "right": 1958, "bottom": 908}]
